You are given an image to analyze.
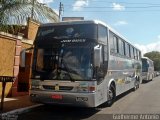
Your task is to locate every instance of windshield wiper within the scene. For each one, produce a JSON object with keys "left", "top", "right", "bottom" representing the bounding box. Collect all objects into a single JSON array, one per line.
[{"left": 60, "top": 59, "right": 74, "bottom": 82}]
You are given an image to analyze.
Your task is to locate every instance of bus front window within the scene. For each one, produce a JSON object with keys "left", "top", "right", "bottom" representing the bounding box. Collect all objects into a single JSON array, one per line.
[
  {"left": 34, "top": 46, "right": 93, "bottom": 81},
  {"left": 142, "top": 59, "right": 148, "bottom": 72}
]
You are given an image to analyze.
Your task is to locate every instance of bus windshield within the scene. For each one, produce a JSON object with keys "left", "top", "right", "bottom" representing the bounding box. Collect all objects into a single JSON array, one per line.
[
  {"left": 142, "top": 59, "right": 148, "bottom": 72},
  {"left": 33, "top": 45, "right": 93, "bottom": 81},
  {"left": 36, "top": 24, "right": 97, "bottom": 41},
  {"left": 32, "top": 23, "right": 98, "bottom": 81}
]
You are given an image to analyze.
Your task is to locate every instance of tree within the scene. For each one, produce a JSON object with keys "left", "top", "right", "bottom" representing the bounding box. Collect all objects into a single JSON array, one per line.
[
  {"left": 0, "top": 0, "right": 59, "bottom": 32},
  {"left": 144, "top": 51, "right": 160, "bottom": 71}
]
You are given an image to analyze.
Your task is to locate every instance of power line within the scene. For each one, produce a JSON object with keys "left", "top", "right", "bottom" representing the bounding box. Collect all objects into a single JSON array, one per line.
[
  {"left": 62, "top": 1, "right": 160, "bottom": 13},
  {"left": 64, "top": 0, "right": 160, "bottom": 5},
  {"left": 64, "top": 5, "right": 160, "bottom": 9},
  {"left": 90, "top": 1, "right": 160, "bottom": 5},
  {"left": 64, "top": 10, "right": 160, "bottom": 13}
]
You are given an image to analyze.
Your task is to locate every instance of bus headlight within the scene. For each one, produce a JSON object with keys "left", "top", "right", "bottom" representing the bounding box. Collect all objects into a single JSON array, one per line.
[
  {"left": 77, "top": 86, "right": 95, "bottom": 92},
  {"left": 77, "top": 86, "right": 88, "bottom": 92},
  {"left": 31, "top": 85, "right": 40, "bottom": 89},
  {"left": 31, "top": 80, "right": 41, "bottom": 90},
  {"left": 77, "top": 82, "right": 95, "bottom": 92}
]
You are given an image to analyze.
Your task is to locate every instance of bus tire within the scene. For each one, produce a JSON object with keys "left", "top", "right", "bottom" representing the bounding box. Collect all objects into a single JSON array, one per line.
[
  {"left": 150, "top": 74, "right": 153, "bottom": 81},
  {"left": 107, "top": 84, "right": 116, "bottom": 107},
  {"left": 133, "top": 78, "right": 139, "bottom": 91}
]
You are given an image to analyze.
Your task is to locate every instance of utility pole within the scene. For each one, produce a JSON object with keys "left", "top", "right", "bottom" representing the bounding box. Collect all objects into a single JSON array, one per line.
[
  {"left": 59, "top": 2, "right": 64, "bottom": 21},
  {"left": 31, "top": 0, "right": 35, "bottom": 19}
]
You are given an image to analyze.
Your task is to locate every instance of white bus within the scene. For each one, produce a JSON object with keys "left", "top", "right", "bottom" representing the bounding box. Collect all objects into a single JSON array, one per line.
[
  {"left": 23, "top": 20, "right": 142, "bottom": 107},
  {"left": 142, "top": 57, "right": 154, "bottom": 82}
]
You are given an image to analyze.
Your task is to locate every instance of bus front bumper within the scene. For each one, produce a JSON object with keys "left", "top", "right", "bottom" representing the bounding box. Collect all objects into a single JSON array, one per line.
[{"left": 29, "top": 90, "right": 96, "bottom": 107}]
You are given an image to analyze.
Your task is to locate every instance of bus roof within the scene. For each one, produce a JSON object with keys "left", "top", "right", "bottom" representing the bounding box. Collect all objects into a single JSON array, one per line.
[
  {"left": 142, "top": 57, "right": 153, "bottom": 62},
  {"left": 39, "top": 20, "right": 140, "bottom": 52},
  {"left": 39, "top": 20, "right": 127, "bottom": 39},
  {"left": 142, "top": 57, "right": 149, "bottom": 59}
]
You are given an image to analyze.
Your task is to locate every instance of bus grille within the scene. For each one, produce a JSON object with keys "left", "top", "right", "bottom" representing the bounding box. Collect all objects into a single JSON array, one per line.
[{"left": 42, "top": 85, "right": 74, "bottom": 91}]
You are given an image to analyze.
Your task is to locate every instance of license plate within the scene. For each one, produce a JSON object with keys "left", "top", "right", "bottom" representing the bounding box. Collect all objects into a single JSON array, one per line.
[{"left": 51, "top": 94, "right": 62, "bottom": 100}]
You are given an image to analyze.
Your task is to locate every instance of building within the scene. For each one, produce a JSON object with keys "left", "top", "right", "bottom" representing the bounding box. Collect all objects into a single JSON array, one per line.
[{"left": 0, "top": 18, "right": 49, "bottom": 97}]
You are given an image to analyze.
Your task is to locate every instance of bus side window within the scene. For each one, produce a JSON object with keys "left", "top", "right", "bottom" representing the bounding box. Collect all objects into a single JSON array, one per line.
[
  {"left": 130, "top": 46, "right": 134, "bottom": 59},
  {"left": 104, "top": 45, "right": 108, "bottom": 61},
  {"left": 125, "top": 43, "right": 130, "bottom": 57},
  {"left": 123, "top": 41, "right": 126, "bottom": 56},
  {"left": 134, "top": 48, "right": 138, "bottom": 60},
  {"left": 136, "top": 49, "right": 139, "bottom": 60},
  {"left": 118, "top": 38, "right": 125, "bottom": 56},
  {"left": 132, "top": 47, "right": 135, "bottom": 59},
  {"left": 137, "top": 50, "right": 139, "bottom": 60},
  {"left": 133, "top": 48, "right": 136, "bottom": 59},
  {"left": 139, "top": 51, "right": 142, "bottom": 59},
  {"left": 109, "top": 31, "right": 115, "bottom": 54},
  {"left": 98, "top": 24, "right": 107, "bottom": 45},
  {"left": 114, "top": 36, "right": 119, "bottom": 54},
  {"left": 109, "top": 31, "right": 119, "bottom": 54}
]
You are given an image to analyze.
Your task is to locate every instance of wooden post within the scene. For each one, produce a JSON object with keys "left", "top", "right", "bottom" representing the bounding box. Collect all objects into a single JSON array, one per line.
[
  {"left": 0, "top": 82, "right": 6, "bottom": 111},
  {"left": 0, "top": 76, "right": 15, "bottom": 112}
]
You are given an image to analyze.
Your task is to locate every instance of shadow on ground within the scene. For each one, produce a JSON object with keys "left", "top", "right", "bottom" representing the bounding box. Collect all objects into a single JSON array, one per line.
[{"left": 18, "top": 105, "right": 100, "bottom": 120}]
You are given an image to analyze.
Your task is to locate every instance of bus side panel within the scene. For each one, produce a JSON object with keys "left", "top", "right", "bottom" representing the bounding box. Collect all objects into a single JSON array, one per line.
[{"left": 107, "top": 55, "right": 137, "bottom": 96}]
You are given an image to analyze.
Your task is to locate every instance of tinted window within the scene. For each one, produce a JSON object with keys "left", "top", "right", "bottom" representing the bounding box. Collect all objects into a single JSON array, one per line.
[
  {"left": 139, "top": 51, "right": 141, "bottom": 60},
  {"left": 119, "top": 39, "right": 125, "bottom": 55},
  {"left": 114, "top": 36, "right": 119, "bottom": 53},
  {"left": 137, "top": 50, "right": 140, "bottom": 60},
  {"left": 142, "top": 59, "right": 148, "bottom": 72},
  {"left": 109, "top": 31, "right": 118, "bottom": 54},
  {"left": 135, "top": 49, "right": 139, "bottom": 60},
  {"left": 125, "top": 43, "right": 130, "bottom": 57},
  {"left": 98, "top": 25, "right": 108, "bottom": 45},
  {"left": 109, "top": 31, "right": 115, "bottom": 53},
  {"left": 35, "top": 46, "right": 93, "bottom": 80},
  {"left": 104, "top": 45, "right": 108, "bottom": 61},
  {"left": 37, "top": 24, "right": 97, "bottom": 40},
  {"left": 130, "top": 46, "right": 134, "bottom": 59}
]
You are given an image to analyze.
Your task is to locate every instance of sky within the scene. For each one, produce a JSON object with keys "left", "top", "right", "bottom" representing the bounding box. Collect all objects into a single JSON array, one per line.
[{"left": 37, "top": 0, "right": 160, "bottom": 55}]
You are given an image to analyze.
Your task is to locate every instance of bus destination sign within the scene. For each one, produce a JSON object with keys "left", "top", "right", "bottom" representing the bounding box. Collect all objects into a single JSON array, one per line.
[{"left": 61, "top": 39, "right": 86, "bottom": 43}]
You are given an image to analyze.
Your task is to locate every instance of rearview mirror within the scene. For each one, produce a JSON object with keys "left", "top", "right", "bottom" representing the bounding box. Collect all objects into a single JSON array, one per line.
[
  {"left": 94, "top": 45, "right": 102, "bottom": 67},
  {"left": 20, "top": 49, "right": 26, "bottom": 67},
  {"left": 20, "top": 47, "right": 33, "bottom": 67}
]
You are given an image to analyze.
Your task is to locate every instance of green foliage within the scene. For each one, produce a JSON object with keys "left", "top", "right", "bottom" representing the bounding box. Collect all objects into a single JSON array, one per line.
[
  {"left": 144, "top": 51, "right": 160, "bottom": 71},
  {"left": 0, "top": 0, "right": 59, "bottom": 33}
]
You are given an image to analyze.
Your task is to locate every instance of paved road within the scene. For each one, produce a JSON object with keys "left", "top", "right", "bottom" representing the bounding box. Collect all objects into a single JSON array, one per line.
[{"left": 18, "top": 76, "right": 160, "bottom": 120}]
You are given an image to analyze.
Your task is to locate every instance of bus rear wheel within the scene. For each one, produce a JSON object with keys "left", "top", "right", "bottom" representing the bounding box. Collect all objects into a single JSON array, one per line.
[
  {"left": 107, "top": 84, "right": 116, "bottom": 107},
  {"left": 133, "top": 79, "right": 139, "bottom": 91}
]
